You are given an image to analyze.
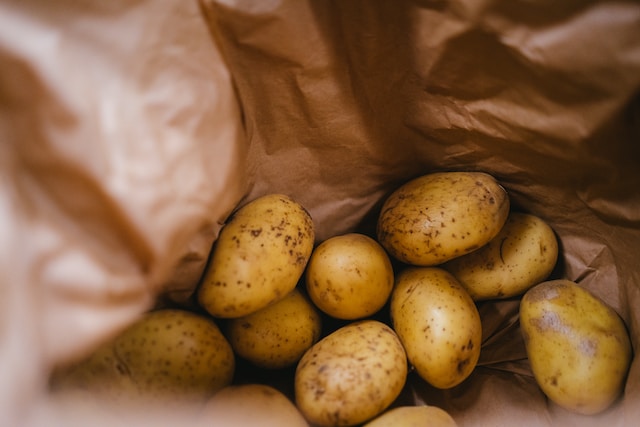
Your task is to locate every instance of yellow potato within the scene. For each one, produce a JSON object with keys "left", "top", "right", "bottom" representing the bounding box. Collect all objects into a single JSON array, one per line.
[
  {"left": 443, "top": 212, "right": 558, "bottom": 300},
  {"left": 363, "top": 405, "right": 458, "bottom": 427},
  {"left": 390, "top": 267, "right": 482, "bottom": 389},
  {"left": 377, "top": 171, "right": 509, "bottom": 266},
  {"left": 197, "top": 194, "right": 315, "bottom": 318},
  {"left": 295, "top": 320, "right": 408, "bottom": 427},
  {"left": 305, "top": 233, "right": 394, "bottom": 320},
  {"left": 198, "top": 384, "right": 308, "bottom": 427},
  {"left": 225, "top": 288, "right": 322, "bottom": 369},
  {"left": 520, "top": 279, "right": 632, "bottom": 415},
  {"left": 51, "top": 309, "right": 235, "bottom": 408}
]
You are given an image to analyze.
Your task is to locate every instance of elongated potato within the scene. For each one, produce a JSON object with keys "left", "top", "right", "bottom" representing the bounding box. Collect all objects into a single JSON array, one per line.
[
  {"left": 51, "top": 309, "right": 235, "bottom": 408},
  {"left": 443, "top": 212, "right": 558, "bottom": 300},
  {"left": 295, "top": 320, "right": 408, "bottom": 427},
  {"left": 377, "top": 171, "right": 509, "bottom": 266},
  {"left": 197, "top": 194, "right": 315, "bottom": 318},
  {"left": 225, "top": 288, "right": 322, "bottom": 369},
  {"left": 520, "top": 280, "right": 632, "bottom": 415},
  {"left": 390, "top": 267, "right": 482, "bottom": 389}
]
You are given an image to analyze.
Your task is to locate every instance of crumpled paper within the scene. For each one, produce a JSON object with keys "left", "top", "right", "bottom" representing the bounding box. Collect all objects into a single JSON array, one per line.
[
  {"left": 202, "top": 1, "right": 640, "bottom": 425},
  {"left": 2, "top": 0, "right": 640, "bottom": 426},
  {"left": 0, "top": 0, "right": 246, "bottom": 425}
]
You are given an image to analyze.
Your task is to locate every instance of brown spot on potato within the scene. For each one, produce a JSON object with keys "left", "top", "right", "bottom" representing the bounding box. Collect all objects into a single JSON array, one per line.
[
  {"left": 457, "top": 358, "right": 470, "bottom": 373},
  {"left": 241, "top": 322, "right": 252, "bottom": 330},
  {"left": 115, "top": 361, "right": 129, "bottom": 376}
]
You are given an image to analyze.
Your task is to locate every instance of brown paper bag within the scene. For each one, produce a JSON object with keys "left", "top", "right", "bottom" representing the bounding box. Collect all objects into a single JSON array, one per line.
[
  {"left": 202, "top": 1, "right": 640, "bottom": 425},
  {"left": 1, "top": 0, "right": 639, "bottom": 426},
  {"left": 0, "top": 0, "right": 246, "bottom": 425}
]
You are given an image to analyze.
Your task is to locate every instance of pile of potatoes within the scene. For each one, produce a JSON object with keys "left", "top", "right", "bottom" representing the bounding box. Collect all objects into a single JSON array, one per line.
[{"left": 51, "top": 172, "right": 633, "bottom": 426}]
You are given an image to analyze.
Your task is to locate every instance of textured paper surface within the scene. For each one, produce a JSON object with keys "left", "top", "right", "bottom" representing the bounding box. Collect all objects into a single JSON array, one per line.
[
  {"left": 2, "top": 0, "right": 639, "bottom": 426},
  {"left": 0, "top": 0, "right": 246, "bottom": 425},
  {"left": 203, "top": 0, "right": 640, "bottom": 425}
]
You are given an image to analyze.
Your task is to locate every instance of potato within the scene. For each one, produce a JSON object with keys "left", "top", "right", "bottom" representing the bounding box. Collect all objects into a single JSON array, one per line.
[
  {"left": 198, "top": 384, "right": 308, "bottom": 427},
  {"left": 520, "top": 280, "right": 632, "bottom": 415},
  {"left": 225, "top": 288, "right": 322, "bottom": 369},
  {"left": 197, "top": 194, "right": 315, "bottom": 318},
  {"left": 363, "top": 405, "right": 458, "bottom": 427},
  {"left": 377, "top": 171, "right": 509, "bottom": 266},
  {"left": 390, "top": 267, "right": 482, "bottom": 389},
  {"left": 443, "top": 212, "right": 558, "bottom": 300},
  {"left": 295, "top": 320, "right": 408, "bottom": 427},
  {"left": 305, "top": 233, "right": 394, "bottom": 319},
  {"left": 51, "top": 309, "right": 235, "bottom": 408}
]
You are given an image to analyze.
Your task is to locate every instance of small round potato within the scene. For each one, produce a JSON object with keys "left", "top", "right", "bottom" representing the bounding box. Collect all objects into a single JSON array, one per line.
[
  {"left": 390, "top": 267, "right": 482, "bottom": 389},
  {"left": 225, "top": 288, "right": 322, "bottom": 369},
  {"left": 363, "top": 405, "right": 458, "bottom": 427},
  {"left": 198, "top": 384, "right": 308, "bottom": 427},
  {"left": 520, "top": 280, "right": 632, "bottom": 415},
  {"left": 443, "top": 212, "right": 558, "bottom": 300},
  {"left": 197, "top": 194, "right": 315, "bottom": 318},
  {"left": 295, "top": 320, "right": 408, "bottom": 427},
  {"left": 377, "top": 171, "right": 509, "bottom": 266},
  {"left": 305, "top": 233, "right": 394, "bottom": 319},
  {"left": 52, "top": 309, "right": 235, "bottom": 408}
]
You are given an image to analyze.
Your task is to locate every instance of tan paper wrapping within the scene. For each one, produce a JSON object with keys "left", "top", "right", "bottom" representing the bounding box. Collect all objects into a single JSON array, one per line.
[
  {"left": 1, "top": 0, "right": 639, "bottom": 425},
  {"left": 202, "top": 1, "right": 640, "bottom": 425},
  {"left": 0, "top": 0, "right": 246, "bottom": 425}
]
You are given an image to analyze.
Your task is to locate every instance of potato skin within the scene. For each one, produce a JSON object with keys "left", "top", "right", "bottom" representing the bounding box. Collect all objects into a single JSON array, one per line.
[
  {"left": 520, "top": 280, "right": 632, "bottom": 415},
  {"left": 197, "top": 194, "right": 315, "bottom": 318},
  {"left": 198, "top": 384, "right": 308, "bottom": 427},
  {"left": 377, "top": 172, "right": 509, "bottom": 266},
  {"left": 305, "top": 233, "right": 394, "bottom": 320},
  {"left": 295, "top": 320, "right": 408, "bottom": 427},
  {"left": 225, "top": 288, "right": 322, "bottom": 369},
  {"left": 443, "top": 212, "right": 558, "bottom": 300},
  {"left": 363, "top": 405, "right": 458, "bottom": 427},
  {"left": 52, "top": 309, "right": 235, "bottom": 407},
  {"left": 390, "top": 267, "right": 482, "bottom": 389}
]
